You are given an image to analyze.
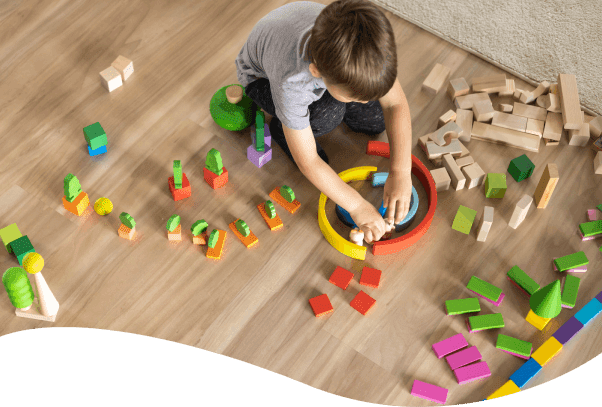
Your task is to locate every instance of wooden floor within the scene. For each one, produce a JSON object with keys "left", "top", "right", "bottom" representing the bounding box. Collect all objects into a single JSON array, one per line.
[{"left": 1, "top": 0, "right": 601, "bottom": 404}]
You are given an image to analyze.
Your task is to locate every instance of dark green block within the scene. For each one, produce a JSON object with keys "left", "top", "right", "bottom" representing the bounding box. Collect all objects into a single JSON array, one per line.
[
  {"left": 496, "top": 334, "right": 532, "bottom": 357},
  {"left": 508, "top": 154, "right": 535, "bottom": 183},
  {"left": 468, "top": 313, "right": 505, "bottom": 331},
  {"left": 561, "top": 275, "right": 580, "bottom": 308},
  {"left": 507, "top": 266, "right": 540, "bottom": 296},
  {"left": 255, "top": 111, "right": 265, "bottom": 152},
  {"left": 11, "top": 235, "right": 36, "bottom": 266},
  {"left": 467, "top": 276, "right": 502, "bottom": 302},
  {"left": 554, "top": 251, "right": 588, "bottom": 272},
  {"left": 445, "top": 298, "right": 481, "bottom": 315},
  {"left": 484, "top": 173, "right": 507, "bottom": 198},
  {"left": 83, "top": 122, "right": 107, "bottom": 151}
]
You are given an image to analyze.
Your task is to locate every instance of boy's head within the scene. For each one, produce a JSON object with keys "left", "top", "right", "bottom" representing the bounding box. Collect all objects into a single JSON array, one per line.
[{"left": 307, "top": 0, "right": 397, "bottom": 104}]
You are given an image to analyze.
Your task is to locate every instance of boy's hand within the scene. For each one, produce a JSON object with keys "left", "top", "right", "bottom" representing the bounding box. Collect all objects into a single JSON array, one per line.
[
  {"left": 349, "top": 200, "right": 387, "bottom": 244},
  {"left": 383, "top": 170, "right": 412, "bottom": 225}
]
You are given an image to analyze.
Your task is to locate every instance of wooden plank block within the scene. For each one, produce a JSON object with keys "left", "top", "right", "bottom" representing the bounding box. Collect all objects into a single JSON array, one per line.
[
  {"left": 430, "top": 121, "right": 463, "bottom": 146},
  {"left": 430, "top": 167, "right": 451, "bottom": 191},
  {"left": 509, "top": 194, "right": 533, "bottom": 229},
  {"left": 590, "top": 116, "right": 602, "bottom": 138},
  {"left": 438, "top": 109, "right": 457, "bottom": 127},
  {"left": 491, "top": 111, "right": 528, "bottom": 132},
  {"left": 269, "top": 187, "right": 301, "bottom": 214},
  {"left": 455, "top": 156, "right": 474, "bottom": 168},
  {"left": 455, "top": 92, "right": 491, "bottom": 110},
  {"left": 423, "top": 63, "right": 451, "bottom": 95},
  {"left": 411, "top": 380, "right": 449, "bottom": 405},
  {"left": 533, "top": 163, "right": 559, "bottom": 209},
  {"left": 448, "top": 77, "right": 470, "bottom": 100},
  {"left": 229, "top": 220, "right": 259, "bottom": 248},
  {"left": 462, "top": 162, "right": 486, "bottom": 189},
  {"left": 442, "top": 153, "right": 466, "bottom": 190},
  {"left": 513, "top": 102, "right": 548, "bottom": 122},
  {"left": 206, "top": 230, "right": 227, "bottom": 260},
  {"left": 526, "top": 118, "right": 545, "bottom": 138},
  {"left": 426, "top": 139, "right": 462, "bottom": 159},
  {"left": 568, "top": 123, "right": 590, "bottom": 147},
  {"left": 542, "top": 112, "right": 563, "bottom": 142},
  {"left": 520, "top": 81, "right": 550, "bottom": 104},
  {"left": 473, "top": 100, "right": 495, "bottom": 122},
  {"left": 472, "top": 74, "right": 507, "bottom": 93},
  {"left": 499, "top": 103, "right": 513, "bottom": 113},
  {"left": 455, "top": 109, "right": 473, "bottom": 142},
  {"left": 471, "top": 121, "right": 540, "bottom": 152},
  {"left": 546, "top": 93, "right": 562, "bottom": 113},
  {"left": 498, "top": 79, "right": 516, "bottom": 96},
  {"left": 594, "top": 151, "right": 602, "bottom": 175},
  {"left": 476, "top": 206, "right": 494, "bottom": 242},
  {"left": 558, "top": 73, "right": 582, "bottom": 130}
]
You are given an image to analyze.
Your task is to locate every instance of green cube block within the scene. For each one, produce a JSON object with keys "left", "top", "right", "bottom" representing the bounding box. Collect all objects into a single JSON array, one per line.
[
  {"left": 561, "top": 274, "right": 581, "bottom": 308},
  {"left": 468, "top": 313, "right": 505, "bottom": 331},
  {"left": 507, "top": 266, "right": 540, "bottom": 296},
  {"left": 83, "top": 122, "right": 108, "bottom": 151},
  {"left": 579, "top": 220, "right": 602, "bottom": 238},
  {"left": 445, "top": 298, "right": 481, "bottom": 315},
  {"left": 554, "top": 251, "right": 588, "bottom": 272},
  {"left": 508, "top": 154, "right": 535, "bottom": 183},
  {"left": 496, "top": 334, "right": 532, "bottom": 358},
  {"left": 484, "top": 173, "right": 507, "bottom": 198},
  {"left": 467, "top": 276, "right": 502, "bottom": 302},
  {"left": 10, "top": 235, "right": 36, "bottom": 266},
  {"left": 452, "top": 205, "right": 477, "bottom": 234},
  {"left": 0, "top": 223, "right": 22, "bottom": 254}
]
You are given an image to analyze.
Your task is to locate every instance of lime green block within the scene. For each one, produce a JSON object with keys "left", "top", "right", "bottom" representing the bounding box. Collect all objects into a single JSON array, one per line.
[
  {"left": 173, "top": 160, "right": 183, "bottom": 189},
  {"left": 469, "top": 313, "right": 505, "bottom": 331},
  {"left": 561, "top": 275, "right": 581, "bottom": 308},
  {"left": 579, "top": 220, "right": 602, "bottom": 238},
  {"left": 507, "top": 266, "right": 540, "bottom": 296},
  {"left": 83, "top": 122, "right": 107, "bottom": 150},
  {"left": 496, "top": 334, "right": 532, "bottom": 358},
  {"left": 166, "top": 215, "right": 181, "bottom": 232},
  {"left": 209, "top": 84, "right": 255, "bottom": 131},
  {"left": 206, "top": 148, "right": 224, "bottom": 176},
  {"left": 235, "top": 219, "right": 250, "bottom": 237},
  {"left": 208, "top": 229, "right": 219, "bottom": 248},
  {"left": 554, "top": 251, "right": 588, "bottom": 272},
  {"left": 119, "top": 212, "right": 136, "bottom": 229},
  {"left": 467, "top": 276, "right": 502, "bottom": 302},
  {"left": 445, "top": 298, "right": 481, "bottom": 315},
  {"left": 485, "top": 173, "right": 507, "bottom": 198},
  {"left": 0, "top": 223, "right": 22, "bottom": 254},
  {"left": 10, "top": 235, "right": 36, "bottom": 266},
  {"left": 265, "top": 201, "right": 276, "bottom": 219},
  {"left": 530, "top": 280, "right": 562, "bottom": 318},
  {"left": 452, "top": 205, "right": 477, "bottom": 234},
  {"left": 2, "top": 267, "right": 35, "bottom": 309},
  {"left": 280, "top": 185, "right": 295, "bottom": 203},
  {"left": 64, "top": 173, "right": 82, "bottom": 202},
  {"left": 191, "top": 220, "right": 208, "bottom": 236}
]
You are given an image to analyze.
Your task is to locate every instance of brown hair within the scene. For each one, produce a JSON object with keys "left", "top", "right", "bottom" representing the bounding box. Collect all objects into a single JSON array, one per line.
[{"left": 308, "top": 0, "right": 397, "bottom": 101}]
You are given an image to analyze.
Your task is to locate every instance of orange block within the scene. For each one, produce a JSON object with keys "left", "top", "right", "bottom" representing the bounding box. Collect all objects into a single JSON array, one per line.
[
  {"left": 167, "top": 224, "right": 182, "bottom": 241},
  {"left": 118, "top": 223, "right": 136, "bottom": 240},
  {"left": 192, "top": 232, "right": 208, "bottom": 245},
  {"left": 269, "top": 187, "right": 301, "bottom": 214},
  {"left": 62, "top": 191, "right": 90, "bottom": 216},
  {"left": 257, "top": 202, "right": 283, "bottom": 231},
  {"left": 206, "top": 230, "right": 226, "bottom": 260},
  {"left": 228, "top": 220, "right": 259, "bottom": 248},
  {"left": 204, "top": 167, "right": 228, "bottom": 190}
]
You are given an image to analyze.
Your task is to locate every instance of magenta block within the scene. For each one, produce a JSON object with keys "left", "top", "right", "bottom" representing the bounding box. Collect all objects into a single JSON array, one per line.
[
  {"left": 553, "top": 258, "right": 587, "bottom": 272},
  {"left": 446, "top": 346, "right": 482, "bottom": 370},
  {"left": 499, "top": 349, "right": 531, "bottom": 360},
  {"left": 410, "top": 380, "right": 448, "bottom": 405},
  {"left": 432, "top": 333, "right": 469, "bottom": 359},
  {"left": 507, "top": 277, "right": 531, "bottom": 297},
  {"left": 454, "top": 361, "right": 491, "bottom": 385},
  {"left": 579, "top": 230, "right": 602, "bottom": 241},
  {"left": 588, "top": 209, "right": 598, "bottom": 221},
  {"left": 471, "top": 290, "right": 505, "bottom": 306}
]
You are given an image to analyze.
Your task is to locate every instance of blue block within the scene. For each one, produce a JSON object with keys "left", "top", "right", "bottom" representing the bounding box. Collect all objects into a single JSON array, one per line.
[
  {"left": 372, "top": 172, "right": 388, "bottom": 187},
  {"left": 378, "top": 186, "right": 419, "bottom": 232},
  {"left": 88, "top": 144, "right": 107, "bottom": 156},
  {"left": 575, "top": 298, "right": 602, "bottom": 326},
  {"left": 509, "top": 358, "right": 542, "bottom": 388}
]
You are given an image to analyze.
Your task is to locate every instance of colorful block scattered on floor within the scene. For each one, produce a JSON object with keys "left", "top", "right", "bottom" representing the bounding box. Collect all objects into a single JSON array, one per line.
[
  {"left": 228, "top": 219, "right": 259, "bottom": 248},
  {"left": 525, "top": 309, "right": 551, "bottom": 331},
  {"left": 88, "top": 144, "right": 108, "bottom": 156},
  {"left": 467, "top": 313, "right": 504, "bottom": 333},
  {"left": 204, "top": 148, "right": 228, "bottom": 189},
  {"left": 445, "top": 298, "right": 480, "bottom": 315},
  {"left": 484, "top": 173, "right": 507, "bottom": 198},
  {"left": 328, "top": 266, "right": 354, "bottom": 290},
  {"left": 467, "top": 276, "right": 504, "bottom": 306},
  {"left": 507, "top": 265, "right": 540, "bottom": 296},
  {"left": 410, "top": 380, "right": 448, "bottom": 405},
  {"left": 359, "top": 267, "right": 381, "bottom": 288},
  {"left": 248, "top": 123, "right": 273, "bottom": 168},
  {"left": 446, "top": 346, "right": 482, "bottom": 370},
  {"left": 269, "top": 186, "right": 301, "bottom": 214},
  {"left": 432, "top": 333, "right": 469, "bottom": 359},
  {"left": 508, "top": 154, "right": 535, "bottom": 182},
  {"left": 372, "top": 172, "right": 388, "bottom": 187},
  {"left": 552, "top": 316, "right": 583, "bottom": 345},
  {"left": 486, "top": 380, "right": 521, "bottom": 399},
  {"left": 454, "top": 361, "right": 491, "bottom": 384},
  {"left": 83, "top": 122, "right": 108, "bottom": 151},
  {"left": 10, "top": 235, "right": 36, "bottom": 265},
  {"left": 452, "top": 205, "right": 477, "bottom": 234},
  {"left": 574, "top": 298, "right": 602, "bottom": 326},
  {"left": 561, "top": 274, "right": 580, "bottom": 308},
  {"left": 168, "top": 173, "right": 192, "bottom": 201},
  {"left": 509, "top": 358, "right": 542, "bottom": 389},
  {"left": 350, "top": 291, "right": 376, "bottom": 315},
  {"left": 579, "top": 220, "right": 602, "bottom": 241},
  {"left": 309, "top": 294, "right": 333, "bottom": 317},
  {"left": 531, "top": 336, "right": 563, "bottom": 367},
  {"left": 118, "top": 224, "right": 136, "bottom": 240},
  {"left": 0, "top": 223, "right": 22, "bottom": 253},
  {"left": 496, "top": 334, "right": 532, "bottom": 359},
  {"left": 206, "top": 229, "right": 227, "bottom": 260},
  {"left": 554, "top": 251, "right": 589, "bottom": 272}
]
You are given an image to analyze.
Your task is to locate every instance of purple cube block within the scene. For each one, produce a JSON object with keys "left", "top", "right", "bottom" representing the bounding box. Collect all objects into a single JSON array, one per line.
[
  {"left": 552, "top": 316, "right": 584, "bottom": 345},
  {"left": 596, "top": 291, "right": 602, "bottom": 304},
  {"left": 247, "top": 144, "right": 272, "bottom": 168}
]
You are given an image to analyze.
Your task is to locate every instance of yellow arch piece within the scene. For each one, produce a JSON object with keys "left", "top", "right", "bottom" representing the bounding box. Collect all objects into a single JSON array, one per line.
[{"left": 317, "top": 166, "right": 377, "bottom": 260}]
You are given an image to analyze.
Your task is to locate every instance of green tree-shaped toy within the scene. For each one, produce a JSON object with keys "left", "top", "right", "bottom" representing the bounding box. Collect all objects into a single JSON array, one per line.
[
  {"left": 280, "top": 185, "right": 295, "bottom": 203},
  {"left": 64, "top": 173, "right": 82, "bottom": 202},
  {"left": 119, "top": 212, "right": 136, "bottom": 229},
  {"left": 206, "top": 148, "right": 224, "bottom": 176},
  {"left": 173, "top": 160, "right": 183, "bottom": 189},
  {"left": 529, "top": 280, "right": 562, "bottom": 318},
  {"left": 265, "top": 201, "right": 276, "bottom": 219},
  {"left": 191, "top": 220, "right": 208, "bottom": 236},
  {"left": 209, "top": 84, "right": 255, "bottom": 131},
  {"left": 208, "top": 229, "right": 219, "bottom": 248},
  {"left": 255, "top": 110, "right": 265, "bottom": 152},
  {"left": 2, "top": 267, "right": 35, "bottom": 310},
  {"left": 166, "top": 215, "right": 181, "bottom": 232},
  {"left": 235, "top": 220, "right": 250, "bottom": 237}
]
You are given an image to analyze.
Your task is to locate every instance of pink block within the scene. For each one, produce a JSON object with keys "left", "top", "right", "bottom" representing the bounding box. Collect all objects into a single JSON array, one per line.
[
  {"left": 561, "top": 304, "right": 574, "bottom": 309},
  {"left": 499, "top": 348, "right": 531, "bottom": 360},
  {"left": 432, "top": 333, "right": 469, "bottom": 359},
  {"left": 588, "top": 209, "right": 598, "bottom": 221},
  {"left": 410, "top": 380, "right": 448, "bottom": 405},
  {"left": 453, "top": 361, "right": 491, "bottom": 385},
  {"left": 446, "top": 346, "right": 482, "bottom": 370},
  {"left": 553, "top": 259, "right": 587, "bottom": 273},
  {"left": 507, "top": 277, "right": 531, "bottom": 297},
  {"left": 470, "top": 290, "right": 505, "bottom": 306},
  {"left": 579, "top": 230, "right": 602, "bottom": 241}
]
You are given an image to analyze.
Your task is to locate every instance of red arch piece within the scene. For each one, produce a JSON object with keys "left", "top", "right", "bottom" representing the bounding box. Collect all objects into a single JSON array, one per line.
[{"left": 367, "top": 145, "right": 437, "bottom": 256}]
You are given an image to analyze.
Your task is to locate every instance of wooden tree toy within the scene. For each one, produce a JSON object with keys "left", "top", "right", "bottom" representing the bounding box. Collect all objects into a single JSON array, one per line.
[
  {"left": 527, "top": 280, "right": 562, "bottom": 330},
  {"left": 229, "top": 219, "right": 258, "bottom": 248},
  {"left": 269, "top": 185, "right": 301, "bottom": 214},
  {"left": 22, "top": 253, "right": 59, "bottom": 321},
  {"left": 204, "top": 148, "right": 229, "bottom": 189},
  {"left": 3, "top": 267, "right": 35, "bottom": 313},
  {"left": 191, "top": 220, "right": 209, "bottom": 245},
  {"left": 166, "top": 215, "right": 182, "bottom": 242},
  {"left": 118, "top": 212, "right": 136, "bottom": 240},
  {"left": 257, "top": 200, "right": 283, "bottom": 231},
  {"left": 62, "top": 173, "right": 90, "bottom": 216},
  {"left": 209, "top": 84, "right": 255, "bottom": 131},
  {"left": 83, "top": 122, "right": 108, "bottom": 156},
  {"left": 168, "top": 160, "right": 192, "bottom": 201}
]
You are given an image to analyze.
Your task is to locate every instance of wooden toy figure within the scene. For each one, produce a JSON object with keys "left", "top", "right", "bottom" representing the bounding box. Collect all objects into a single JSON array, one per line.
[
  {"left": 118, "top": 212, "right": 136, "bottom": 240},
  {"left": 204, "top": 148, "right": 228, "bottom": 189},
  {"left": 209, "top": 84, "right": 255, "bottom": 131},
  {"left": 168, "top": 160, "right": 192, "bottom": 201},
  {"left": 22, "top": 253, "right": 59, "bottom": 320},
  {"left": 167, "top": 215, "right": 182, "bottom": 242},
  {"left": 62, "top": 173, "right": 90, "bottom": 216},
  {"left": 191, "top": 220, "right": 209, "bottom": 245}
]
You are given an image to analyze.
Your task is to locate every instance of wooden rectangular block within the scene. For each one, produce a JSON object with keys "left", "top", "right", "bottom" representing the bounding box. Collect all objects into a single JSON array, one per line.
[
  {"left": 590, "top": 116, "right": 602, "bottom": 138},
  {"left": 542, "top": 112, "right": 563, "bottom": 142},
  {"left": 442, "top": 153, "right": 466, "bottom": 190},
  {"left": 269, "top": 187, "right": 301, "bottom": 214},
  {"left": 430, "top": 167, "right": 451, "bottom": 191},
  {"left": 491, "top": 111, "right": 528, "bottom": 132},
  {"left": 526, "top": 118, "right": 545, "bottom": 138},
  {"left": 499, "top": 103, "right": 513, "bottom": 113},
  {"left": 558, "top": 73, "right": 583, "bottom": 130},
  {"left": 423, "top": 63, "right": 451, "bottom": 95},
  {"left": 546, "top": 93, "right": 562, "bottom": 113},
  {"left": 430, "top": 121, "right": 463, "bottom": 146},
  {"left": 448, "top": 77, "right": 470, "bottom": 100},
  {"left": 595, "top": 151, "right": 602, "bottom": 175},
  {"left": 462, "top": 162, "right": 486, "bottom": 189},
  {"left": 477, "top": 206, "right": 494, "bottom": 242},
  {"left": 455, "top": 156, "right": 474, "bottom": 168},
  {"left": 509, "top": 194, "right": 533, "bottom": 229},
  {"left": 257, "top": 202, "right": 284, "bottom": 231},
  {"left": 520, "top": 81, "right": 550, "bottom": 104},
  {"left": 455, "top": 109, "right": 473, "bottom": 142},
  {"left": 513, "top": 102, "right": 548, "bottom": 122},
  {"left": 471, "top": 121, "right": 540, "bottom": 152},
  {"left": 458, "top": 140, "right": 470, "bottom": 157},
  {"left": 438, "top": 109, "right": 457, "bottom": 127},
  {"left": 206, "top": 230, "right": 227, "bottom": 259},
  {"left": 167, "top": 224, "right": 182, "bottom": 241},
  {"left": 472, "top": 74, "right": 507, "bottom": 93},
  {"left": 229, "top": 220, "right": 259, "bottom": 248},
  {"left": 473, "top": 100, "right": 495, "bottom": 122},
  {"left": 455, "top": 92, "right": 491, "bottom": 110},
  {"left": 426, "top": 139, "right": 462, "bottom": 159},
  {"left": 498, "top": 79, "right": 516, "bottom": 96},
  {"left": 533, "top": 163, "right": 559, "bottom": 209},
  {"left": 568, "top": 123, "right": 590, "bottom": 146}
]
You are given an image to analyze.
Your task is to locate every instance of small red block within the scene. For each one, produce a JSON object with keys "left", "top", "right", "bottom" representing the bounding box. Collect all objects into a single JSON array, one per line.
[
  {"left": 204, "top": 167, "right": 229, "bottom": 189},
  {"left": 309, "top": 294, "right": 334, "bottom": 317},
  {"left": 168, "top": 173, "right": 192, "bottom": 201},
  {"left": 329, "top": 266, "right": 354, "bottom": 290},
  {"left": 359, "top": 267, "right": 382, "bottom": 288},
  {"left": 350, "top": 291, "right": 376, "bottom": 315}
]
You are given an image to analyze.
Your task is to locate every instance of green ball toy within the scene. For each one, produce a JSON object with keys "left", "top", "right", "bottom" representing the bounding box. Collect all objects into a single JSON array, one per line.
[{"left": 209, "top": 84, "right": 255, "bottom": 131}]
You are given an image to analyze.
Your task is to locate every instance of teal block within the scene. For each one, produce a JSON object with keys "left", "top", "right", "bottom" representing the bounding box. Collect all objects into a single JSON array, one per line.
[{"left": 574, "top": 298, "right": 602, "bottom": 326}]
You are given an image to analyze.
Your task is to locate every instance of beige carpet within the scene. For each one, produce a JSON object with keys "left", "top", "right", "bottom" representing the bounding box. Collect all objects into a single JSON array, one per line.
[{"left": 372, "top": 0, "right": 602, "bottom": 115}]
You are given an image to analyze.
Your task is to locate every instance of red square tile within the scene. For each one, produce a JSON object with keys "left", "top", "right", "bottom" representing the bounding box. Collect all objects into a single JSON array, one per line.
[
  {"left": 309, "top": 294, "right": 334, "bottom": 317},
  {"left": 359, "top": 267, "right": 382, "bottom": 288},
  {"left": 350, "top": 291, "right": 376, "bottom": 315},
  {"left": 329, "top": 266, "right": 354, "bottom": 290}
]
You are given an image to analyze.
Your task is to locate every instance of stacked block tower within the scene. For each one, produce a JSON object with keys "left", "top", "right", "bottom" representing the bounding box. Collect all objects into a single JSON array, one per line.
[{"left": 84, "top": 122, "right": 108, "bottom": 156}]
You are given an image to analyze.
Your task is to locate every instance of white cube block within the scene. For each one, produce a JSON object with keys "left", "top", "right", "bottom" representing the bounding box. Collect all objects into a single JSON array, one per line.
[
  {"left": 111, "top": 55, "right": 134, "bottom": 81},
  {"left": 100, "top": 66, "right": 123, "bottom": 92}
]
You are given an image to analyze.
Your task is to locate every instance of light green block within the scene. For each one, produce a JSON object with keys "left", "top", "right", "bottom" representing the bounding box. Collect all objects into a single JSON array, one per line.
[
  {"left": 561, "top": 275, "right": 580, "bottom": 308},
  {"left": 467, "top": 276, "right": 502, "bottom": 302},
  {"left": 496, "top": 334, "right": 532, "bottom": 357},
  {"left": 554, "top": 251, "right": 588, "bottom": 272},
  {"left": 0, "top": 223, "right": 22, "bottom": 254},
  {"left": 452, "top": 205, "right": 477, "bottom": 234},
  {"left": 468, "top": 313, "right": 505, "bottom": 331},
  {"left": 445, "top": 298, "right": 481, "bottom": 315},
  {"left": 485, "top": 173, "right": 507, "bottom": 198}
]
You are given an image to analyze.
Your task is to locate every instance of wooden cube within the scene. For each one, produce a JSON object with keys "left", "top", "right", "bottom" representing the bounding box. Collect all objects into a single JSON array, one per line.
[
  {"left": 423, "top": 63, "right": 451, "bottom": 95},
  {"left": 462, "top": 162, "right": 486, "bottom": 189},
  {"left": 192, "top": 232, "right": 208, "bottom": 245},
  {"left": 498, "top": 79, "right": 516, "bottom": 96},
  {"left": 118, "top": 224, "right": 136, "bottom": 240},
  {"left": 430, "top": 167, "right": 451, "bottom": 192},
  {"left": 167, "top": 224, "right": 182, "bottom": 241},
  {"left": 594, "top": 152, "right": 602, "bottom": 175},
  {"left": 168, "top": 173, "right": 192, "bottom": 201},
  {"left": 526, "top": 118, "right": 545, "bottom": 138},
  {"left": 99, "top": 66, "right": 123, "bottom": 92},
  {"left": 472, "top": 74, "right": 507, "bottom": 93},
  {"left": 568, "top": 123, "right": 590, "bottom": 147},
  {"left": 438, "top": 110, "right": 457, "bottom": 127},
  {"left": 111, "top": 55, "right": 134, "bottom": 81},
  {"left": 542, "top": 112, "right": 563, "bottom": 143},
  {"left": 448, "top": 78, "right": 470, "bottom": 100},
  {"left": 473, "top": 100, "right": 495, "bottom": 122},
  {"left": 499, "top": 104, "right": 513, "bottom": 113}
]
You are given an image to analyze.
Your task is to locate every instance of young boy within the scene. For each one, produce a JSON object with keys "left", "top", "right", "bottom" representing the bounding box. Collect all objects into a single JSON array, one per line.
[{"left": 235, "top": 0, "right": 413, "bottom": 243}]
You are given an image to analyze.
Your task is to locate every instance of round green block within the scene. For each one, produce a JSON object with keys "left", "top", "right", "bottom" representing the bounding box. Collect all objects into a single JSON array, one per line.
[
  {"left": 166, "top": 215, "right": 181, "bottom": 232},
  {"left": 280, "top": 185, "right": 295, "bottom": 203},
  {"left": 235, "top": 219, "right": 250, "bottom": 237},
  {"left": 119, "top": 212, "right": 136, "bottom": 229},
  {"left": 2, "top": 267, "right": 35, "bottom": 309},
  {"left": 265, "top": 200, "right": 276, "bottom": 219},
  {"left": 191, "top": 219, "right": 208, "bottom": 236},
  {"left": 208, "top": 229, "right": 219, "bottom": 248},
  {"left": 209, "top": 84, "right": 255, "bottom": 131}
]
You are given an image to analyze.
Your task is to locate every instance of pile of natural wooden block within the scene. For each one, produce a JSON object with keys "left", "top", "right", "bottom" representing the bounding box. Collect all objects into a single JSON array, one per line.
[
  {"left": 99, "top": 55, "right": 134, "bottom": 92},
  {"left": 420, "top": 63, "right": 602, "bottom": 191}
]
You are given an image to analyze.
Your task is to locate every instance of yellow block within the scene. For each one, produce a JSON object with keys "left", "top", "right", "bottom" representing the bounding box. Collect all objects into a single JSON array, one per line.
[
  {"left": 23, "top": 252, "right": 44, "bottom": 274},
  {"left": 487, "top": 380, "right": 520, "bottom": 400},
  {"left": 526, "top": 309, "right": 551, "bottom": 331},
  {"left": 532, "top": 336, "right": 563, "bottom": 366}
]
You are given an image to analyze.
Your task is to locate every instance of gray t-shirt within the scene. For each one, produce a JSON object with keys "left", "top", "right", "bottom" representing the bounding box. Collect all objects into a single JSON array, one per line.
[{"left": 235, "top": 1, "right": 327, "bottom": 130}]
